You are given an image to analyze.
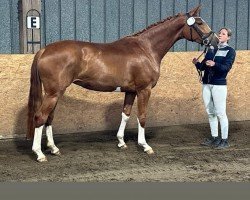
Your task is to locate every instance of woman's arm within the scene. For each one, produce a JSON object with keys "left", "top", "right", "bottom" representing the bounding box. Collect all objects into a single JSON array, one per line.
[{"left": 195, "top": 59, "right": 206, "bottom": 71}]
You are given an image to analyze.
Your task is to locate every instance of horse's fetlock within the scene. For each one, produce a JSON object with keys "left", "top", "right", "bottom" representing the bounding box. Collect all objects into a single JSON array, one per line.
[
  {"left": 117, "top": 135, "right": 123, "bottom": 140},
  {"left": 32, "top": 148, "right": 41, "bottom": 154},
  {"left": 47, "top": 142, "right": 54, "bottom": 149},
  {"left": 138, "top": 142, "right": 143, "bottom": 146}
]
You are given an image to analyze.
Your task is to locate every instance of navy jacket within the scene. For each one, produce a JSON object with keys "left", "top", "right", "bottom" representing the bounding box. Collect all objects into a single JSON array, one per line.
[{"left": 195, "top": 45, "right": 236, "bottom": 85}]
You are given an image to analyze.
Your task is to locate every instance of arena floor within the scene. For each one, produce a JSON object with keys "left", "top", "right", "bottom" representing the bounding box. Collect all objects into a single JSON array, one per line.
[{"left": 0, "top": 121, "right": 249, "bottom": 182}]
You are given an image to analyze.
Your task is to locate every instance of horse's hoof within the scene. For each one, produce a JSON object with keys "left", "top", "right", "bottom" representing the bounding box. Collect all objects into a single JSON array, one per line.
[
  {"left": 120, "top": 144, "right": 128, "bottom": 149},
  {"left": 121, "top": 144, "right": 128, "bottom": 149},
  {"left": 37, "top": 157, "right": 48, "bottom": 162},
  {"left": 145, "top": 148, "right": 154, "bottom": 155},
  {"left": 52, "top": 150, "right": 61, "bottom": 156}
]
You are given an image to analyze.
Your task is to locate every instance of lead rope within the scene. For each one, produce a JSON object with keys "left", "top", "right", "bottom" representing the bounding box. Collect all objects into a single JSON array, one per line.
[{"left": 196, "top": 47, "right": 207, "bottom": 83}]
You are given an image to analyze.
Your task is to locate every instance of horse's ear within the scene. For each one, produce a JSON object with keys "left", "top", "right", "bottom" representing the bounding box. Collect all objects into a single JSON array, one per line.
[{"left": 188, "top": 5, "right": 202, "bottom": 16}]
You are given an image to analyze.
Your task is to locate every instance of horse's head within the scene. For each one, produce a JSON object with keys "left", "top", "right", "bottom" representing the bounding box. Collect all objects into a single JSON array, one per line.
[{"left": 182, "top": 5, "right": 219, "bottom": 47}]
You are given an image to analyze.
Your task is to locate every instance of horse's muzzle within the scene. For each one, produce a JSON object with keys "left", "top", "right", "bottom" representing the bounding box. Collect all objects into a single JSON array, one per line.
[{"left": 203, "top": 32, "right": 219, "bottom": 47}]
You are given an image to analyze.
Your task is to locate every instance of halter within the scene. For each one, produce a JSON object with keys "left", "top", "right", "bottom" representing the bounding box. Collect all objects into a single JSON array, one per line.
[
  {"left": 186, "top": 13, "right": 215, "bottom": 83},
  {"left": 186, "top": 13, "right": 215, "bottom": 46}
]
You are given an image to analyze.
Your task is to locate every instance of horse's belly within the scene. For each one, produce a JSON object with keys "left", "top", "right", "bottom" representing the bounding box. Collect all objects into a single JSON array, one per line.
[{"left": 73, "top": 80, "right": 135, "bottom": 92}]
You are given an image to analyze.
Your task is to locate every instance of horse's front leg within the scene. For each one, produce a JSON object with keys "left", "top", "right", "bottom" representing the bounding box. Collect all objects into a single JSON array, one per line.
[
  {"left": 32, "top": 125, "right": 47, "bottom": 162},
  {"left": 117, "top": 92, "right": 136, "bottom": 149},
  {"left": 136, "top": 88, "right": 154, "bottom": 154}
]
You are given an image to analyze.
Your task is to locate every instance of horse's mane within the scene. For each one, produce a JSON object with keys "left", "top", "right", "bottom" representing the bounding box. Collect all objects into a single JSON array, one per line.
[{"left": 131, "top": 13, "right": 182, "bottom": 37}]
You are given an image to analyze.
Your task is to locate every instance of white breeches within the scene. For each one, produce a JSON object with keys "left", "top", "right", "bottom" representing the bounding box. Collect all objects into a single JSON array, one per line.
[{"left": 202, "top": 84, "right": 228, "bottom": 139}]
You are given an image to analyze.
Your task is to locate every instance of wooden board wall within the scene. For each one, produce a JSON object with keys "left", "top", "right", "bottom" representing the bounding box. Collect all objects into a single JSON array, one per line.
[{"left": 20, "top": 0, "right": 41, "bottom": 53}]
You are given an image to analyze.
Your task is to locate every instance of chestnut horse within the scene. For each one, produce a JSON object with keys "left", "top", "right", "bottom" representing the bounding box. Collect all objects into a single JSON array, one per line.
[{"left": 27, "top": 5, "right": 218, "bottom": 162}]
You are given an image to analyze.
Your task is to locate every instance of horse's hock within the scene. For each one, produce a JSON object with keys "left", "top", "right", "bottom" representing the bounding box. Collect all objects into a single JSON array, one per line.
[{"left": 0, "top": 51, "right": 249, "bottom": 139}]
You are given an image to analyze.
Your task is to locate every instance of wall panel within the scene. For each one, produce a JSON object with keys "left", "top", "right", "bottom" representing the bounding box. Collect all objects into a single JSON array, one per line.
[{"left": 1, "top": 0, "right": 250, "bottom": 53}]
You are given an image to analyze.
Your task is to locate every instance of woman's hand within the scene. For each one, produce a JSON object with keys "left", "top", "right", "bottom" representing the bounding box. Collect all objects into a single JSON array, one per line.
[
  {"left": 205, "top": 60, "right": 215, "bottom": 67},
  {"left": 192, "top": 58, "right": 198, "bottom": 64}
]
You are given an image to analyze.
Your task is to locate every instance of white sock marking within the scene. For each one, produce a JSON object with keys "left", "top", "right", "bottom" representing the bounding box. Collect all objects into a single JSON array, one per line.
[
  {"left": 46, "top": 126, "right": 59, "bottom": 154},
  {"left": 137, "top": 118, "right": 152, "bottom": 152},
  {"left": 32, "top": 125, "right": 46, "bottom": 161},
  {"left": 117, "top": 112, "right": 130, "bottom": 147}
]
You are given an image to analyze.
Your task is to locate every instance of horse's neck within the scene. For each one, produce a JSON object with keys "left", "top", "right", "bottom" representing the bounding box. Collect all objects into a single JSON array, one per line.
[{"left": 139, "top": 16, "right": 185, "bottom": 64}]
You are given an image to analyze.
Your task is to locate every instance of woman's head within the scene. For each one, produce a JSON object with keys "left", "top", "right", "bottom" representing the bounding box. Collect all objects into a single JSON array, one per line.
[{"left": 218, "top": 28, "right": 232, "bottom": 43}]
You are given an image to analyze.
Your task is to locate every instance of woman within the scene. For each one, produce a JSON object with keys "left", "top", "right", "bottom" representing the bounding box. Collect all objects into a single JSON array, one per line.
[{"left": 192, "top": 28, "right": 236, "bottom": 149}]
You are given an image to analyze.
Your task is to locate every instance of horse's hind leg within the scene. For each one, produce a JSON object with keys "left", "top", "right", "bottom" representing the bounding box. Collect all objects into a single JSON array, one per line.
[
  {"left": 117, "top": 92, "right": 136, "bottom": 149},
  {"left": 45, "top": 108, "right": 61, "bottom": 156},
  {"left": 32, "top": 93, "right": 60, "bottom": 162},
  {"left": 136, "top": 88, "right": 154, "bottom": 154},
  {"left": 32, "top": 125, "right": 46, "bottom": 162}
]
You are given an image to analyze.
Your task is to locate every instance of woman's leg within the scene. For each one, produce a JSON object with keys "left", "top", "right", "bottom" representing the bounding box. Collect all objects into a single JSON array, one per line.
[
  {"left": 202, "top": 84, "right": 218, "bottom": 137},
  {"left": 211, "top": 85, "right": 228, "bottom": 139}
]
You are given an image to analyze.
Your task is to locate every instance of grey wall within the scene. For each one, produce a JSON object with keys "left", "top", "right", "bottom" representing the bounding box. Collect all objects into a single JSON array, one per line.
[
  {"left": 0, "top": 0, "right": 20, "bottom": 53},
  {"left": 1, "top": 0, "right": 250, "bottom": 53}
]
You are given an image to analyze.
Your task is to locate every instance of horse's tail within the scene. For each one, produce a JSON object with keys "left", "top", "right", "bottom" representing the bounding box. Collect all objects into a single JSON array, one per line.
[{"left": 27, "top": 49, "right": 44, "bottom": 140}]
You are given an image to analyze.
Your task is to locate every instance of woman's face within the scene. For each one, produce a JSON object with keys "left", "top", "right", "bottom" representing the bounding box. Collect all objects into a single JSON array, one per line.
[{"left": 218, "top": 29, "right": 230, "bottom": 43}]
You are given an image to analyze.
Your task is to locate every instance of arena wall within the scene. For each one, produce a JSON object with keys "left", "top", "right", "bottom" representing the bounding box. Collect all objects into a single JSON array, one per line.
[{"left": 0, "top": 51, "right": 249, "bottom": 139}]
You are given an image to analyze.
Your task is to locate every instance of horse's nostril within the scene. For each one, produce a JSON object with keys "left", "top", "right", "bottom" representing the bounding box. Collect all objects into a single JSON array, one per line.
[{"left": 203, "top": 39, "right": 209, "bottom": 45}]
